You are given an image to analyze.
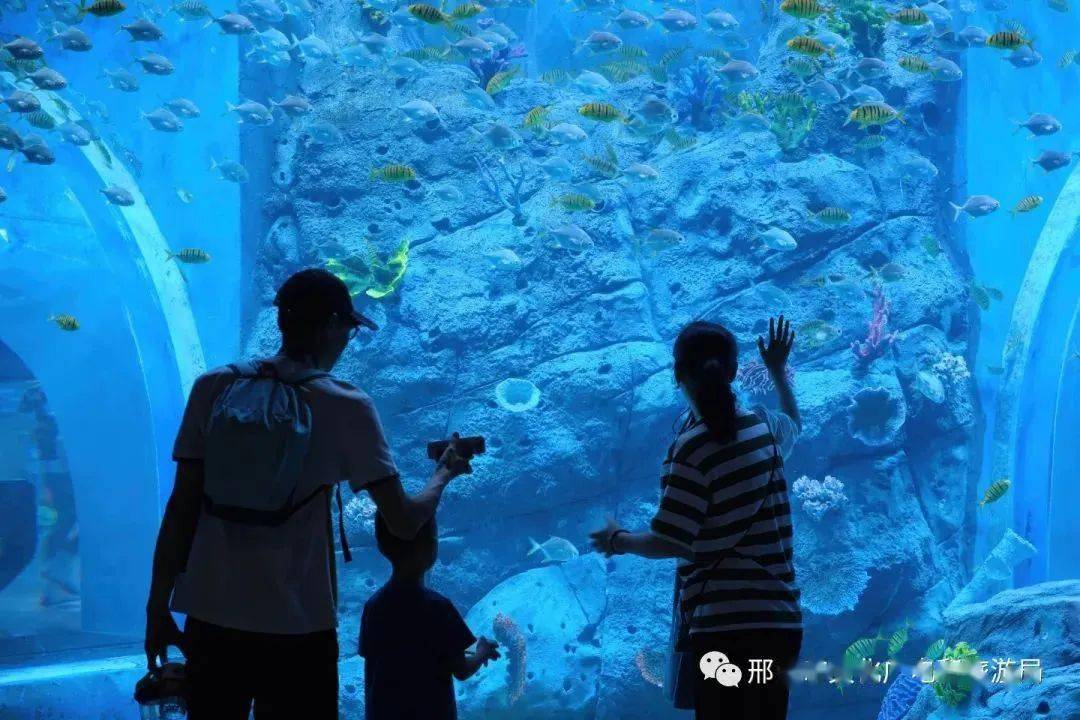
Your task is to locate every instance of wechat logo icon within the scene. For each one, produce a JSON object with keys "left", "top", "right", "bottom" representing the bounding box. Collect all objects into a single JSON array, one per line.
[{"left": 699, "top": 650, "right": 743, "bottom": 688}]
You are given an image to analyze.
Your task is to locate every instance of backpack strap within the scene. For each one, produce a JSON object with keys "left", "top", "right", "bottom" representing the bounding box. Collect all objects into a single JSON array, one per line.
[{"left": 335, "top": 483, "right": 351, "bottom": 562}]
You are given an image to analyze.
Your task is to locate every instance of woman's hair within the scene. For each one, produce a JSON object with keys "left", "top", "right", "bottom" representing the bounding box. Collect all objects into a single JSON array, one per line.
[{"left": 673, "top": 321, "right": 740, "bottom": 444}]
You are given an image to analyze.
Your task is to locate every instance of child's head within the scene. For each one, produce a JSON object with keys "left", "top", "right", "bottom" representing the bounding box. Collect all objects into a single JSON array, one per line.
[{"left": 375, "top": 512, "right": 438, "bottom": 573}]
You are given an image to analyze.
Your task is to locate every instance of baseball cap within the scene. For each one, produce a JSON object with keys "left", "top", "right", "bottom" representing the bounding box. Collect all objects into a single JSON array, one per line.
[{"left": 273, "top": 268, "right": 379, "bottom": 331}]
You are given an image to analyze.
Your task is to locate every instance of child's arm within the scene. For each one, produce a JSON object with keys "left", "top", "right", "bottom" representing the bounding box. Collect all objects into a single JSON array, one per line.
[
  {"left": 451, "top": 636, "right": 501, "bottom": 681},
  {"left": 758, "top": 315, "right": 801, "bottom": 431}
]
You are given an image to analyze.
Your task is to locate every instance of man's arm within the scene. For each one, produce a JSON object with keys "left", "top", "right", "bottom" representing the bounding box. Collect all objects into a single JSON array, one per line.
[
  {"left": 147, "top": 460, "right": 203, "bottom": 611},
  {"left": 365, "top": 465, "right": 456, "bottom": 540}
]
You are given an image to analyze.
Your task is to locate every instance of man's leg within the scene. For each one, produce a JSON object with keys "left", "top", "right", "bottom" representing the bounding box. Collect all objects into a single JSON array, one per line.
[
  {"left": 252, "top": 628, "right": 339, "bottom": 720},
  {"left": 184, "top": 617, "right": 256, "bottom": 720}
]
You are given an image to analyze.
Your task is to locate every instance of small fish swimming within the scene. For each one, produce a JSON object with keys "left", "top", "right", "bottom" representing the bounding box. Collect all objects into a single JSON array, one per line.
[
  {"left": 950, "top": 194, "right": 999, "bottom": 220},
  {"left": 787, "top": 35, "right": 832, "bottom": 57},
  {"left": 779, "top": 0, "right": 829, "bottom": 19},
  {"left": 636, "top": 228, "right": 684, "bottom": 254},
  {"left": 176, "top": 188, "right": 195, "bottom": 203},
  {"left": 578, "top": 102, "right": 622, "bottom": 122},
  {"left": 103, "top": 68, "right": 140, "bottom": 92},
  {"left": 1032, "top": 150, "right": 1073, "bottom": 173},
  {"left": 657, "top": 8, "right": 697, "bottom": 30},
  {"left": 3, "top": 90, "right": 40, "bottom": 114},
  {"left": 979, "top": 478, "right": 1010, "bottom": 507},
  {"left": 227, "top": 99, "right": 274, "bottom": 125},
  {"left": 548, "top": 122, "right": 587, "bottom": 144},
  {"left": 892, "top": 7, "right": 929, "bottom": 25},
  {"left": 579, "top": 30, "right": 622, "bottom": 54},
  {"left": 846, "top": 102, "right": 905, "bottom": 128},
  {"left": 400, "top": 99, "right": 440, "bottom": 123},
  {"left": 527, "top": 536, "right": 579, "bottom": 563},
  {"left": 78, "top": 0, "right": 125, "bottom": 16},
  {"left": 719, "top": 59, "right": 759, "bottom": 83},
  {"left": 1011, "top": 195, "right": 1043, "bottom": 216},
  {"left": 50, "top": 314, "right": 80, "bottom": 331},
  {"left": 167, "top": 248, "right": 211, "bottom": 263},
  {"left": 3, "top": 38, "right": 43, "bottom": 61},
  {"left": 101, "top": 185, "right": 135, "bottom": 206},
  {"left": 210, "top": 157, "right": 250, "bottom": 183},
  {"left": 809, "top": 207, "right": 851, "bottom": 224},
  {"left": 1014, "top": 113, "right": 1061, "bottom": 136},
  {"left": 705, "top": 8, "right": 740, "bottom": 28},
  {"left": 986, "top": 30, "right": 1032, "bottom": 50},
  {"left": 551, "top": 193, "right": 598, "bottom": 212},
  {"left": 49, "top": 26, "right": 93, "bottom": 52},
  {"left": 370, "top": 164, "right": 417, "bottom": 182},
  {"left": 165, "top": 98, "right": 202, "bottom": 118},
  {"left": 545, "top": 223, "right": 593, "bottom": 251},
  {"left": 898, "top": 55, "right": 931, "bottom": 73},
  {"left": 208, "top": 13, "right": 256, "bottom": 35},
  {"left": 929, "top": 57, "right": 963, "bottom": 82},
  {"left": 759, "top": 226, "right": 798, "bottom": 251},
  {"left": 541, "top": 156, "right": 574, "bottom": 181},
  {"left": 1009, "top": 46, "right": 1042, "bottom": 69},
  {"left": 142, "top": 107, "right": 183, "bottom": 132},
  {"left": 121, "top": 18, "right": 164, "bottom": 41}
]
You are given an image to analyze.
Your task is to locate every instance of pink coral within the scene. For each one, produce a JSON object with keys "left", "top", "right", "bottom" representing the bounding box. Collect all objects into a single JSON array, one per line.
[
  {"left": 851, "top": 286, "right": 898, "bottom": 363},
  {"left": 493, "top": 612, "right": 527, "bottom": 705}
]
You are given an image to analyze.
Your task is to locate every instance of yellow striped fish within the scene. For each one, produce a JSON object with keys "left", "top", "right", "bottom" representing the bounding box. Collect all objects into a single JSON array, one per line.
[
  {"left": 78, "top": 0, "right": 125, "bottom": 16},
  {"left": 846, "top": 102, "right": 905, "bottom": 127},
  {"left": 522, "top": 105, "right": 550, "bottom": 129},
  {"left": 780, "top": 0, "right": 830, "bottom": 19},
  {"left": 539, "top": 68, "right": 571, "bottom": 84},
  {"left": 578, "top": 102, "right": 621, "bottom": 122},
  {"left": 450, "top": 2, "right": 485, "bottom": 19},
  {"left": 1011, "top": 195, "right": 1043, "bottom": 216},
  {"left": 370, "top": 164, "right": 416, "bottom": 182},
  {"left": 810, "top": 206, "right": 851, "bottom": 224},
  {"left": 1059, "top": 49, "right": 1076, "bottom": 68},
  {"left": 892, "top": 7, "right": 929, "bottom": 25},
  {"left": 987, "top": 30, "right": 1032, "bottom": 50},
  {"left": 786, "top": 35, "right": 832, "bottom": 57},
  {"left": 551, "top": 193, "right": 597, "bottom": 211},
  {"left": 979, "top": 478, "right": 1011, "bottom": 507},
  {"left": 407, "top": 3, "right": 449, "bottom": 23},
  {"left": 486, "top": 67, "right": 518, "bottom": 95},
  {"left": 50, "top": 314, "right": 80, "bottom": 331},
  {"left": 898, "top": 55, "right": 930, "bottom": 73},
  {"left": 167, "top": 248, "right": 212, "bottom": 264}
]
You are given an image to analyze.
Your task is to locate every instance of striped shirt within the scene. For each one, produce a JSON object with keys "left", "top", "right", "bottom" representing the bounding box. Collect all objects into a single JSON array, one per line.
[{"left": 651, "top": 407, "right": 802, "bottom": 642}]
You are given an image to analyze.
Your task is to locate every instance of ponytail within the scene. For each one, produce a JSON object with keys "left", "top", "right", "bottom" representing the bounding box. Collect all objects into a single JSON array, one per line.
[{"left": 674, "top": 321, "right": 740, "bottom": 445}]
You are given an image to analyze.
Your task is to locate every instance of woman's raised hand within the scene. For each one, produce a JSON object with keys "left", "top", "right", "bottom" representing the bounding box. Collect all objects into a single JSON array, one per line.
[{"left": 757, "top": 315, "right": 795, "bottom": 376}]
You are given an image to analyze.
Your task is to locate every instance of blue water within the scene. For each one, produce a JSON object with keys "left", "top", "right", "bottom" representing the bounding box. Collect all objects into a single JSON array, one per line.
[{"left": 0, "top": 0, "right": 1078, "bottom": 717}]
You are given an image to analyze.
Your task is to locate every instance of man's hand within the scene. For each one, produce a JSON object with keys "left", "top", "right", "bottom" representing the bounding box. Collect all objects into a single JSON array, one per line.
[
  {"left": 435, "top": 432, "right": 473, "bottom": 480},
  {"left": 589, "top": 517, "right": 625, "bottom": 557},
  {"left": 757, "top": 315, "right": 795, "bottom": 377},
  {"left": 144, "top": 605, "right": 184, "bottom": 670},
  {"left": 475, "top": 636, "right": 501, "bottom": 664}
]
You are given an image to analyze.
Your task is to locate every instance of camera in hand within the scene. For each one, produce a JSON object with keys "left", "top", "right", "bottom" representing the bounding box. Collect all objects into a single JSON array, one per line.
[{"left": 427, "top": 436, "right": 486, "bottom": 461}]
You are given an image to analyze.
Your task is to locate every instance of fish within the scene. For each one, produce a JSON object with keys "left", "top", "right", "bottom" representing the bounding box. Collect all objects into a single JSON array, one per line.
[
  {"left": 846, "top": 103, "right": 905, "bottom": 128},
  {"left": 527, "top": 536, "right": 579, "bottom": 563},
  {"left": 888, "top": 623, "right": 910, "bottom": 657},
  {"left": 482, "top": 122, "right": 521, "bottom": 149},
  {"left": 207, "top": 13, "right": 256, "bottom": 34},
  {"left": 578, "top": 102, "right": 622, "bottom": 122},
  {"left": 176, "top": 188, "right": 194, "bottom": 203},
  {"left": 657, "top": 8, "right": 697, "bottom": 30},
  {"left": 545, "top": 223, "right": 593, "bottom": 251},
  {"left": 636, "top": 228, "right": 684, "bottom": 254},
  {"left": 986, "top": 30, "right": 1032, "bottom": 50},
  {"left": 787, "top": 35, "right": 832, "bottom": 57},
  {"left": 103, "top": 68, "right": 140, "bottom": 92},
  {"left": 3, "top": 37, "right": 43, "bottom": 61},
  {"left": 167, "top": 247, "right": 211, "bottom": 263},
  {"left": 578, "top": 30, "right": 622, "bottom": 54},
  {"left": 759, "top": 226, "right": 798, "bottom": 251},
  {"left": 399, "top": 99, "right": 440, "bottom": 123},
  {"left": 303, "top": 121, "right": 344, "bottom": 146},
  {"left": 141, "top": 107, "right": 183, "bottom": 132},
  {"left": 551, "top": 193, "right": 598, "bottom": 211},
  {"left": 924, "top": 639, "right": 948, "bottom": 661},
  {"left": 573, "top": 70, "right": 612, "bottom": 93},
  {"left": 548, "top": 122, "right": 588, "bottom": 144},
  {"left": 664, "top": 128, "right": 698, "bottom": 150},
  {"left": 970, "top": 281, "right": 1003, "bottom": 309},
  {"left": 846, "top": 84, "right": 885, "bottom": 104},
  {"left": 541, "top": 156, "right": 574, "bottom": 181},
  {"left": 929, "top": 57, "right": 963, "bottom": 81},
  {"left": 26, "top": 110, "right": 57, "bottom": 131},
  {"left": 787, "top": 57, "right": 820, "bottom": 78},
  {"left": 240, "top": 0, "right": 284, "bottom": 22},
  {"left": 50, "top": 314, "right": 80, "bottom": 331},
  {"left": 407, "top": 3, "right": 449, "bottom": 23},
  {"left": 172, "top": 0, "right": 211, "bottom": 20},
  {"left": 0, "top": 125, "right": 18, "bottom": 151},
  {"left": 950, "top": 194, "right": 999, "bottom": 220},
  {"left": 1008, "top": 46, "right": 1042, "bottom": 69},
  {"left": 898, "top": 55, "right": 931, "bottom": 73},
  {"left": 1060, "top": 50, "right": 1077, "bottom": 68},
  {"left": 780, "top": 0, "right": 830, "bottom": 18},
  {"left": 1011, "top": 195, "right": 1043, "bottom": 216},
  {"left": 121, "top": 18, "right": 164, "bottom": 40},
  {"left": 77, "top": 0, "right": 125, "bottom": 17},
  {"left": 705, "top": 8, "right": 740, "bottom": 28},
  {"left": 227, "top": 99, "right": 274, "bottom": 125},
  {"left": 855, "top": 57, "right": 888, "bottom": 79},
  {"left": 957, "top": 25, "right": 989, "bottom": 46},
  {"left": 1032, "top": 150, "right": 1073, "bottom": 173},
  {"left": 450, "top": 2, "right": 485, "bottom": 19},
  {"left": 719, "top": 59, "right": 759, "bottom": 83},
  {"left": 49, "top": 26, "right": 93, "bottom": 51},
  {"left": 486, "top": 67, "right": 519, "bottom": 95},
  {"left": 522, "top": 105, "right": 550, "bottom": 130},
  {"left": 844, "top": 636, "right": 882, "bottom": 669},
  {"left": 435, "top": 184, "right": 463, "bottom": 202},
  {"left": 623, "top": 162, "right": 659, "bottom": 182},
  {"left": 453, "top": 35, "right": 494, "bottom": 57},
  {"left": 210, "top": 157, "right": 250, "bottom": 183},
  {"left": 294, "top": 34, "right": 335, "bottom": 62},
  {"left": 165, "top": 98, "right": 202, "bottom": 118},
  {"left": 462, "top": 86, "right": 496, "bottom": 110},
  {"left": 921, "top": 235, "right": 941, "bottom": 256},
  {"left": 370, "top": 164, "right": 417, "bottom": 182},
  {"left": 798, "top": 319, "right": 841, "bottom": 347},
  {"left": 2, "top": 90, "right": 40, "bottom": 114},
  {"left": 101, "top": 185, "right": 135, "bottom": 206},
  {"left": 978, "top": 478, "right": 1011, "bottom": 507},
  {"left": 865, "top": 262, "right": 906, "bottom": 282},
  {"left": 58, "top": 122, "right": 93, "bottom": 145},
  {"left": 892, "top": 7, "right": 929, "bottom": 25},
  {"left": 809, "top": 207, "right": 851, "bottom": 224},
  {"left": 612, "top": 9, "right": 651, "bottom": 28},
  {"left": 539, "top": 68, "right": 571, "bottom": 85},
  {"left": 804, "top": 77, "right": 841, "bottom": 105},
  {"left": 18, "top": 135, "right": 55, "bottom": 165},
  {"left": 1015, "top": 113, "right": 1067, "bottom": 136}
]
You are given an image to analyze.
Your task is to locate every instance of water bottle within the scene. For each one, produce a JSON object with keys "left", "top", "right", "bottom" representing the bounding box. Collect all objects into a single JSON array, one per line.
[{"left": 135, "top": 660, "right": 188, "bottom": 719}]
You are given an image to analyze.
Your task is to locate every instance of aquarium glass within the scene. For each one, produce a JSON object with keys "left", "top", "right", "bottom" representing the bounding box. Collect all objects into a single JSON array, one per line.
[{"left": 0, "top": 0, "right": 1077, "bottom": 716}]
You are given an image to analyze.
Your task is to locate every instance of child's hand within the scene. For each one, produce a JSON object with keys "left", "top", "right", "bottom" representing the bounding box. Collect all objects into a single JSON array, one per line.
[{"left": 475, "top": 636, "right": 501, "bottom": 664}]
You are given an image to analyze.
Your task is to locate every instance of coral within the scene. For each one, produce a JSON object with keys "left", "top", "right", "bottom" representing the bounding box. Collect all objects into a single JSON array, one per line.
[
  {"left": 474, "top": 155, "right": 529, "bottom": 226},
  {"left": 931, "top": 352, "right": 970, "bottom": 391},
  {"left": 492, "top": 612, "right": 527, "bottom": 705},
  {"left": 494, "top": 378, "right": 541, "bottom": 412},
  {"left": 875, "top": 672, "right": 923, "bottom": 720},
  {"left": 634, "top": 648, "right": 664, "bottom": 688},
  {"left": 833, "top": 0, "right": 889, "bottom": 56},
  {"left": 766, "top": 92, "right": 818, "bottom": 153},
  {"left": 933, "top": 642, "right": 980, "bottom": 707},
  {"left": 468, "top": 44, "right": 527, "bottom": 90},
  {"left": 945, "top": 529, "right": 1036, "bottom": 613},
  {"left": 736, "top": 360, "right": 795, "bottom": 396},
  {"left": 341, "top": 495, "right": 376, "bottom": 539},
  {"left": 326, "top": 238, "right": 409, "bottom": 299},
  {"left": 852, "top": 286, "right": 898, "bottom": 364},
  {"left": 791, "top": 474, "right": 846, "bottom": 520},
  {"left": 670, "top": 57, "right": 725, "bottom": 131},
  {"left": 847, "top": 386, "right": 906, "bottom": 446}
]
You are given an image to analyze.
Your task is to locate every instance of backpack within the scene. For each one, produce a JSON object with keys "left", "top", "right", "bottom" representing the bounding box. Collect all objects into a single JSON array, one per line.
[{"left": 202, "top": 361, "right": 351, "bottom": 561}]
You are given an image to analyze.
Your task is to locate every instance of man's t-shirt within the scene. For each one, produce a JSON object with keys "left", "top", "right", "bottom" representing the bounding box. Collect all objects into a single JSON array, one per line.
[
  {"left": 360, "top": 580, "right": 476, "bottom": 720},
  {"left": 171, "top": 356, "right": 398, "bottom": 635}
]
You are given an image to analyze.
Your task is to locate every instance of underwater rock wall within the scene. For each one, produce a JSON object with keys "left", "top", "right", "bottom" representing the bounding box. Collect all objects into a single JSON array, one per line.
[{"left": 239, "top": 4, "right": 982, "bottom": 718}]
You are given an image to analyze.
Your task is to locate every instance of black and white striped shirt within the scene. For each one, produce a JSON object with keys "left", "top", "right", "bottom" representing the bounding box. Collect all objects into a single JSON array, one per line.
[{"left": 651, "top": 407, "right": 802, "bottom": 641}]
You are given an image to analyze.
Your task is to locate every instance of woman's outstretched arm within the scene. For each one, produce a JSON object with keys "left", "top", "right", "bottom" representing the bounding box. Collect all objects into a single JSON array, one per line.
[{"left": 589, "top": 518, "right": 693, "bottom": 560}]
